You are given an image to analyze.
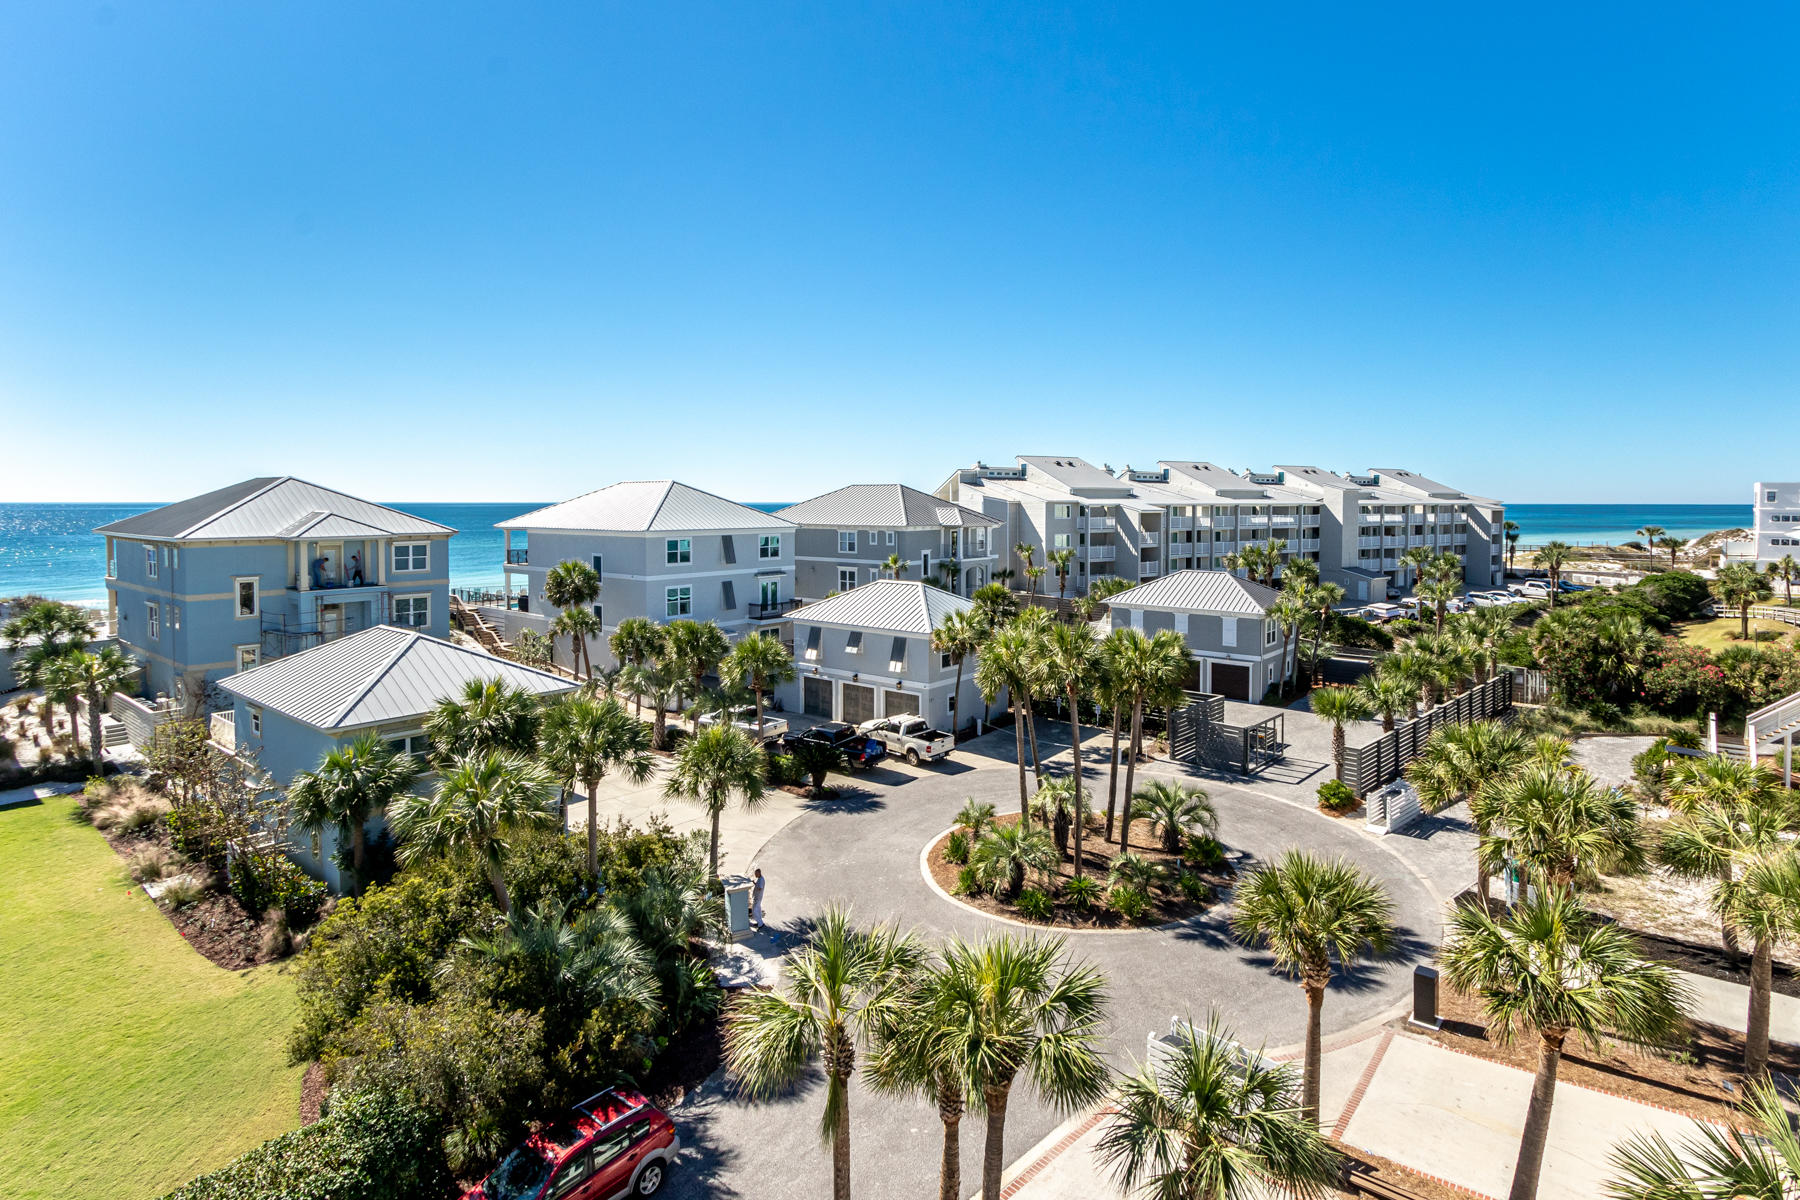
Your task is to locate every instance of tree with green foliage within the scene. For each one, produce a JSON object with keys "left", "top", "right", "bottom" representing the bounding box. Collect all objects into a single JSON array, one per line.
[
  {"left": 663, "top": 723, "right": 766, "bottom": 880},
  {"left": 1607, "top": 1076, "right": 1800, "bottom": 1200},
  {"left": 1306, "top": 686, "right": 1370, "bottom": 785},
  {"left": 1270, "top": 591, "right": 1308, "bottom": 698},
  {"left": 1103, "top": 627, "right": 1190, "bottom": 847},
  {"left": 1480, "top": 764, "right": 1644, "bottom": 896},
  {"left": 975, "top": 621, "right": 1043, "bottom": 824},
  {"left": 1408, "top": 720, "right": 1534, "bottom": 905},
  {"left": 1130, "top": 780, "right": 1216, "bottom": 855},
  {"left": 931, "top": 609, "right": 983, "bottom": 737},
  {"left": 4, "top": 599, "right": 95, "bottom": 755},
  {"left": 1715, "top": 561, "right": 1775, "bottom": 640},
  {"left": 720, "top": 631, "right": 796, "bottom": 738},
  {"left": 1354, "top": 669, "right": 1418, "bottom": 734},
  {"left": 423, "top": 678, "right": 543, "bottom": 763},
  {"left": 543, "top": 559, "right": 601, "bottom": 676},
  {"left": 289, "top": 732, "right": 421, "bottom": 891},
  {"left": 1531, "top": 540, "right": 1573, "bottom": 604},
  {"left": 1304, "top": 582, "right": 1346, "bottom": 685},
  {"left": 971, "top": 820, "right": 1058, "bottom": 898},
  {"left": 539, "top": 694, "right": 654, "bottom": 877},
  {"left": 1441, "top": 892, "right": 1688, "bottom": 1200},
  {"left": 1769, "top": 554, "right": 1800, "bottom": 607},
  {"left": 390, "top": 751, "right": 560, "bottom": 914},
  {"left": 1041, "top": 621, "right": 1100, "bottom": 875},
  {"left": 608, "top": 616, "right": 667, "bottom": 716},
  {"left": 662, "top": 619, "right": 730, "bottom": 703}
]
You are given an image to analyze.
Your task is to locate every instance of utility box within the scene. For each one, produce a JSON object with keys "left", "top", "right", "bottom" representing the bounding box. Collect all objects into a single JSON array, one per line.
[
  {"left": 721, "top": 874, "right": 754, "bottom": 943},
  {"left": 1410, "top": 965, "right": 1442, "bottom": 1031}
]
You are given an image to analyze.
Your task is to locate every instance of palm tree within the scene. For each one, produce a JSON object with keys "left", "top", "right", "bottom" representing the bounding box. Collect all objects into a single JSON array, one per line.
[
  {"left": 1049, "top": 548, "right": 1076, "bottom": 601},
  {"left": 461, "top": 896, "right": 659, "bottom": 1030},
  {"left": 720, "top": 632, "right": 796, "bottom": 738},
  {"left": 608, "top": 615, "right": 667, "bottom": 716},
  {"left": 1635, "top": 524, "right": 1665, "bottom": 552},
  {"left": 1042, "top": 622, "right": 1100, "bottom": 876},
  {"left": 1441, "top": 891, "right": 1688, "bottom": 1200},
  {"left": 1270, "top": 591, "right": 1307, "bottom": 698},
  {"left": 288, "top": 732, "right": 420, "bottom": 891},
  {"left": 1606, "top": 1076, "right": 1800, "bottom": 1199},
  {"left": 970, "top": 582, "right": 1019, "bottom": 627},
  {"left": 5, "top": 600, "right": 95, "bottom": 753},
  {"left": 975, "top": 623, "right": 1042, "bottom": 825},
  {"left": 933, "top": 935, "right": 1111, "bottom": 1200},
  {"left": 1417, "top": 575, "right": 1460, "bottom": 633},
  {"left": 1503, "top": 520, "right": 1521, "bottom": 571},
  {"left": 663, "top": 619, "right": 730, "bottom": 702},
  {"left": 1530, "top": 541, "right": 1573, "bottom": 605},
  {"left": 58, "top": 646, "right": 137, "bottom": 764},
  {"left": 954, "top": 798, "right": 997, "bottom": 840},
  {"left": 932, "top": 610, "right": 982, "bottom": 738},
  {"left": 1307, "top": 686, "right": 1370, "bottom": 785},
  {"left": 663, "top": 723, "right": 767, "bottom": 879},
  {"left": 1666, "top": 756, "right": 1788, "bottom": 956},
  {"left": 1354, "top": 670, "right": 1417, "bottom": 733},
  {"left": 1407, "top": 720, "right": 1532, "bottom": 905},
  {"left": 390, "top": 750, "right": 560, "bottom": 913},
  {"left": 1305, "top": 582, "right": 1345, "bottom": 685},
  {"left": 1099, "top": 1013, "right": 1340, "bottom": 1200},
  {"left": 882, "top": 553, "right": 907, "bottom": 580},
  {"left": 423, "top": 677, "right": 542, "bottom": 762},
  {"left": 550, "top": 605, "right": 602, "bottom": 679},
  {"left": 631, "top": 662, "right": 684, "bottom": 751},
  {"left": 1104, "top": 627, "right": 1189, "bottom": 848},
  {"left": 1035, "top": 775, "right": 1077, "bottom": 857},
  {"left": 1232, "top": 852, "right": 1394, "bottom": 1125},
  {"left": 1129, "top": 780, "right": 1216, "bottom": 855},
  {"left": 1015, "top": 541, "right": 1038, "bottom": 592},
  {"left": 1769, "top": 553, "right": 1800, "bottom": 606},
  {"left": 540, "top": 694, "right": 654, "bottom": 876},
  {"left": 1480, "top": 764, "right": 1645, "bottom": 896},
  {"left": 867, "top": 960, "right": 982, "bottom": 1200},
  {"left": 725, "top": 907, "right": 924, "bottom": 1200},
  {"left": 543, "top": 559, "right": 602, "bottom": 675},
  {"left": 1658, "top": 534, "right": 1688, "bottom": 569},
  {"left": 1715, "top": 561, "right": 1774, "bottom": 640},
  {"left": 1095, "top": 645, "right": 1128, "bottom": 840},
  {"left": 971, "top": 820, "right": 1058, "bottom": 898}
]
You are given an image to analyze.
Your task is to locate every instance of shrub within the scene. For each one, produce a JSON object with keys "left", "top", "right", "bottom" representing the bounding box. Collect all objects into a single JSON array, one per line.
[
  {"left": 592, "top": 815, "right": 695, "bottom": 898},
  {"left": 126, "top": 843, "right": 183, "bottom": 883},
  {"left": 159, "top": 1085, "right": 449, "bottom": 1200},
  {"left": 953, "top": 866, "right": 979, "bottom": 896},
  {"left": 158, "top": 873, "right": 210, "bottom": 908},
  {"left": 1015, "top": 888, "right": 1053, "bottom": 921},
  {"left": 1061, "top": 875, "right": 1101, "bottom": 910},
  {"left": 1175, "top": 871, "right": 1212, "bottom": 904},
  {"left": 1316, "top": 779, "right": 1358, "bottom": 813},
  {"left": 1183, "top": 833, "right": 1227, "bottom": 871},
  {"left": 1107, "top": 884, "right": 1151, "bottom": 923},
  {"left": 167, "top": 800, "right": 232, "bottom": 871},
  {"left": 1632, "top": 741, "right": 1673, "bottom": 804},
  {"left": 1329, "top": 613, "right": 1394, "bottom": 652},
  {"left": 763, "top": 752, "right": 807, "bottom": 788},
  {"left": 260, "top": 910, "right": 293, "bottom": 960},
  {"left": 944, "top": 830, "right": 970, "bottom": 865},
  {"left": 229, "top": 850, "right": 328, "bottom": 927}
]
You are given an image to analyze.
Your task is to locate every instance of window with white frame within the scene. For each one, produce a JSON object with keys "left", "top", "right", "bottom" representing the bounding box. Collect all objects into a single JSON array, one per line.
[
  {"left": 759, "top": 535, "right": 780, "bottom": 559},
  {"left": 234, "top": 577, "right": 259, "bottom": 619},
  {"left": 394, "top": 594, "right": 430, "bottom": 628},
  {"left": 1053, "top": 504, "right": 1073, "bottom": 519},
  {"left": 145, "top": 601, "right": 160, "bottom": 640},
  {"left": 885, "top": 530, "right": 895, "bottom": 545},
  {"left": 1221, "top": 617, "right": 1237, "bottom": 647},
  {"left": 838, "top": 568, "right": 857, "bottom": 592},
  {"left": 803, "top": 626, "right": 821, "bottom": 660},
  {"left": 145, "top": 545, "right": 158, "bottom": 579},
  {"left": 759, "top": 579, "right": 780, "bottom": 608},
  {"left": 1052, "top": 533, "right": 1071, "bottom": 549},
  {"left": 393, "top": 542, "right": 428, "bottom": 572},
  {"left": 236, "top": 645, "right": 259, "bottom": 673},
  {"left": 249, "top": 706, "right": 262, "bottom": 737},
  {"left": 940, "top": 651, "right": 952, "bottom": 669},
  {"left": 838, "top": 531, "right": 856, "bottom": 554},
  {"left": 591, "top": 555, "right": 603, "bottom": 580},
  {"left": 845, "top": 630, "right": 864, "bottom": 654},
  {"left": 384, "top": 731, "right": 431, "bottom": 758},
  {"left": 169, "top": 546, "right": 180, "bottom": 569},
  {"left": 1265, "top": 622, "right": 1278, "bottom": 646},
  {"left": 666, "top": 586, "right": 691, "bottom": 617},
  {"left": 1769, "top": 490, "right": 1779, "bottom": 503},
  {"left": 666, "top": 539, "right": 690, "bottom": 564}
]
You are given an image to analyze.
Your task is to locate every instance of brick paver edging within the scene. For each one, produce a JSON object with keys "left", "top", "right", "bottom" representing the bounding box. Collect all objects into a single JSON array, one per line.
[{"left": 995, "top": 1106, "right": 1115, "bottom": 1199}]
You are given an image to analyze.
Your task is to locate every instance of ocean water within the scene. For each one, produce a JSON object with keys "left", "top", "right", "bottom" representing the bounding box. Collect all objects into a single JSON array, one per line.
[
  {"left": 0, "top": 499, "right": 795, "bottom": 608},
  {"left": 1506, "top": 503, "right": 1751, "bottom": 548}
]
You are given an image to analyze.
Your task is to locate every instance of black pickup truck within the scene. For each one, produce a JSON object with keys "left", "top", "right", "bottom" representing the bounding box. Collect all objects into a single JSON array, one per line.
[{"left": 777, "top": 722, "right": 886, "bottom": 771}]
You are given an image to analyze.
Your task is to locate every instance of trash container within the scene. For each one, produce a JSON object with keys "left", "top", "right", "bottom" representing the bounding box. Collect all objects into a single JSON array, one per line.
[{"left": 721, "top": 874, "right": 754, "bottom": 942}]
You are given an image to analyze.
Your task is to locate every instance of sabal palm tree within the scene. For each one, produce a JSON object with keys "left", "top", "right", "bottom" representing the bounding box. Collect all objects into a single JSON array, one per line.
[
  {"left": 1658, "top": 534, "right": 1688, "bottom": 569},
  {"left": 1015, "top": 541, "right": 1037, "bottom": 590},
  {"left": 540, "top": 694, "right": 654, "bottom": 876},
  {"left": 1715, "top": 561, "right": 1774, "bottom": 640},
  {"left": 1232, "top": 852, "right": 1394, "bottom": 1125},
  {"left": 544, "top": 558, "right": 601, "bottom": 674},
  {"left": 59, "top": 646, "right": 137, "bottom": 764},
  {"left": 1635, "top": 525, "right": 1665, "bottom": 551},
  {"left": 1769, "top": 553, "right": 1800, "bottom": 606},
  {"left": 1095, "top": 643, "right": 1129, "bottom": 839},
  {"left": 1607, "top": 1076, "right": 1800, "bottom": 1199},
  {"left": 1105, "top": 627, "right": 1189, "bottom": 848},
  {"left": 970, "top": 582, "right": 1019, "bottom": 627},
  {"left": 549, "top": 605, "right": 602, "bottom": 679},
  {"left": 461, "top": 897, "right": 659, "bottom": 1029},
  {"left": 1305, "top": 582, "right": 1345, "bottom": 685},
  {"left": 1440, "top": 891, "right": 1688, "bottom": 1200},
  {"left": 725, "top": 908, "right": 924, "bottom": 1200},
  {"left": 1099, "top": 1014, "right": 1340, "bottom": 1200},
  {"left": 1480, "top": 764, "right": 1644, "bottom": 895},
  {"left": 1034, "top": 775, "right": 1077, "bottom": 857},
  {"left": 288, "top": 732, "right": 420, "bottom": 890},
  {"left": 1531, "top": 541, "right": 1573, "bottom": 605},
  {"left": 423, "top": 677, "right": 542, "bottom": 762},
  {"left": 390, "top": 749, "right": 560, "bottom": 913},
  {"left": 971, "top": 820, "right": 1058, "bottom": 898},
  {"left": 1503, "top": 520, "right": 1520, "bottom": 570},
  {"left": 1417, "top": 575, "right": 1460, "bottom": 632},
  {"left": 663, "top": 618, "right": 730, "bottom": 702},
  {"left": 1270, "top": 591, "right": 1308, "bottom": 698},
  {"left": 663, "top": 723, "right": 767, "bottom": 879},
  {"left": 608, "top": 615, "right": 667, "bottom": 716},
  {"left": 933, "top": 935, "right": 1111, "bottom": 1200},
  {"left": 1049, "top": 548, "right": 1076, "bottom": 601},
  {"left": 932, "top": 610, "right": 982, "bottom": 738},
  {"left": 1042, "top": 622, "right": 1100, "bottom": 876},
  {"left": 954, "top": 797, "right": 996, "bottom": 840},
  {"left": 882, "top": 553, "right": 907, "bottom": 580},
  {"left": 866, "top": 961, "right": 984, "bottom": 1200},
  {"left": 975, "top": 623, "right": 1042, "bottom": 825},
  {"left": 6, "top": 600, "right": 94, "bottom": 754},
  {"left": 1307, "top": 686, "right": 1370, "bottom": 785},
  {"left": 1354, "top": 670, "right": 1417, "bottom": 733},
  {"left": 720, "top": 632, "right": 796, "bottom": 737},
  {"left": 1408, "top": 719, "right": 1533, "bottom": 904},
  {"left": 630, "top": 662, "right": 684, "bottom": 751},
  {"left": 1130, "top": 780, "right": 1216, "bottom": 855}
]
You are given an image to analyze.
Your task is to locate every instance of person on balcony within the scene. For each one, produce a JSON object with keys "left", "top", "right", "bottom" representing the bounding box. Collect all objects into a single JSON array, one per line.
[
  {"left": 310, "top": 555, "right": 330, "bottom": 589},
  {"left": 348, "top": 554, "right": 364, "bottom": 586}
]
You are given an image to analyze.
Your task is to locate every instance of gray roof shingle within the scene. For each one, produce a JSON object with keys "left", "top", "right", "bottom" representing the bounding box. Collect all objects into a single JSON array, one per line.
[
  {"left": 218, "top": 626, "right": 574, "bottom": 731},
  {"left": 1107, "top": 570, "right": 1280, "bottom": 616},
  {"left": 775, "top": 484, "right": 998, "bottom": 529},
  {"left": 93, "top": 478, "right": 454, "bottom": 541},
  {"left": 496, "top": 480, "right": 794, "bottom": 533}
]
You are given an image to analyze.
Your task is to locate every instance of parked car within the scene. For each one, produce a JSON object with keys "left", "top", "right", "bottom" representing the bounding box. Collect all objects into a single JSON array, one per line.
[
  {"left": 695, "top": 705, "right": 789, "bottom": 742},
  {"left": 858, "top": 715, "right": 955, "bottom": 765},
  {"left": 779, "top": 722, "right": 886, "bottom": 770},
  {"left": 1359, "top": 602, "right": 1408, "bottom": 624},
  {"left": 464, "top": 1089, "right": 678, "bottom": 1200},
  {"left": 1559, "top": 580, "right": 1591, "bottom": 593},
  {"left": 1470, "top": 590, "right": 1520, "bottom": 607},
  {"left": 1511, "top": 579, "right": 1553, "bottom": 598}
]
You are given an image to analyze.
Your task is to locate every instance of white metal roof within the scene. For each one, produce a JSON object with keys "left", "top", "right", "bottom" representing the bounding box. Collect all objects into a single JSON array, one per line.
[
  {"left": 218, "top": 625, "right": 575, "bottom": 731},
  {"left": 93, "top": 478, "right": 454, "bottom": 541},
  {"left": 776, "top": 484, "right": 998, "bottom": 529},
  {"left": 788, "top": 580, "right": 973, "bottom": 635},
  {"left": 1019, "top": 456, "right": 1134, "bottom": 493},
  {"left": 1107, "top": 570, "right": 1280, "bottom": 616},
  {"left": 496, "top": 480, "right": 795, "bottom": 533}
]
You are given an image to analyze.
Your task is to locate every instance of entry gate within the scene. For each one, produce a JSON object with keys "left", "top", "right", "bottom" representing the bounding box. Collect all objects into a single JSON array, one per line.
[{"left": 1168, "top": 698, "right": 1287, "bottom": 776}]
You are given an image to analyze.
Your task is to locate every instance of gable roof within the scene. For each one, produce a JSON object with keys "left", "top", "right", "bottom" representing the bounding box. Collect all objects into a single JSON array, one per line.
[
  {"left": 1019, "top": 455, "right": 1133, "bottom": 493},
  {"left": 788, "top": 580, "right": 972, "bottom": 636},
  {"left": 1107, "top": 570, "right": 1280, "bottom": 616},
  {"left": 496, "top": 480, "right": 793, "bottom": 533},
  {"left": 218, "top": 625, "right": 574, "bottom": 731},
  {"left": 775, "top": 484, "right": 998, "bottom": 529},
  {"left": 93, "top": 478, "right": 454, "bottom": 541}
]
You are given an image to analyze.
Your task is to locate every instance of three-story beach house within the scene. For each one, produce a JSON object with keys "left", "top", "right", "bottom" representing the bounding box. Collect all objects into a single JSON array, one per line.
[
  {"left": 1102, "top": 570, "right": 1291, "bottom": 702},
  {"left": 496, "top": 480, "right": 797, "bottom": 672},
  {"left": 777, "top": 483, "right": 1000, "bottom": 600},
  {"left": 95, "top": 478, "right": 454, "bottom": 710}
]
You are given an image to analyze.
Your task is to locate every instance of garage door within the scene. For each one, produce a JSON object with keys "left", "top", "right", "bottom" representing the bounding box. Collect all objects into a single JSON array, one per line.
[
  {"left": 839, "top": 683, "right": 876, "bottom": 726},
  {"left": 803, "top": 677, "right": 832, "bottom": 718},
  {"left": 882, "top": 690, "right": 919, "bottom": 718},
  {"left": 1210, "top": 662, "right": 1252, "bottom": 702}
]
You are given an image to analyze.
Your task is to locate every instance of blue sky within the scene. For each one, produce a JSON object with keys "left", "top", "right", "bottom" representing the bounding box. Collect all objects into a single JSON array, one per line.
[{"left": 1, "top": 4, "right": 1794, "bottom": 504}]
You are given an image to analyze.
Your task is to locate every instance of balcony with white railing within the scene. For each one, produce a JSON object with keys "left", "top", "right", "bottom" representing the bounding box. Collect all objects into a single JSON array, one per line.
[
  {"left": 1238, "top": 514, "right": 1270, "bottom": 527},
  {"left": 1300, "top": 538, "right": 1321, "bottom": 552},
  {"left": 209, "top": 711, "right": 236, "bottom": 753},
  {"left": 1138, "top": 562, "right": 1161, "bottom": 579},
  {"left": 1382, "top": 536, "right": 1402, "bottom": 548},
  {"left": 1078, "top": 516, "right": 1115, "bottom": 532},
  {"left": 1358, "top": 536, "right": 1382, "bottom": 549},
  {"left": 1170, "top": 517, "right": 1194, "bottom": 531},
  {"left": 1087, "top": 545, "right": 1116, "bottom": 562},
  {"left": 1138, "top": 530, "right": 1159, "bottom": 548}
]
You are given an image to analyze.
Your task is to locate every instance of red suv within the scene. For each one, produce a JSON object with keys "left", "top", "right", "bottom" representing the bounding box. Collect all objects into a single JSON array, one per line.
[{"left": 463, "top": 1089, "right": 680, "bottom": 1200}]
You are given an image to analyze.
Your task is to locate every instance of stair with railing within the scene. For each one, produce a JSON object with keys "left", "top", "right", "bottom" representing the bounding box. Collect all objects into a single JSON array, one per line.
[{"left": 450, "top": 596, "right": 511, "bottom": 655}]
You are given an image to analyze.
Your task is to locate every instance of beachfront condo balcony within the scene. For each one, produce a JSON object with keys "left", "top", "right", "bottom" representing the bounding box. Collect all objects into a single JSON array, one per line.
[
  {"left": 1169, "top": 517, "right": 1193, "bottom": 531},
  {"left": 1138, "top": 530, "right": 1159, "bottom": 548},
  {"left": 1139, "top": 562, "right": 1161, "bottom": 579},
  {"left": 1079, "top": 516, "right": 1114, "bottom": 532},
  {"left": 1238, "top": 514, "right": 1270, "bottom": 527},
  {"left": 506, "top": 548, "right": 529, "bottom": 565},
  {"left": 1087, "top": 545, "right": 1117, "bottom": 562},
  {"left": 748, "top": 598, "right": 801, "bottom": 620}
]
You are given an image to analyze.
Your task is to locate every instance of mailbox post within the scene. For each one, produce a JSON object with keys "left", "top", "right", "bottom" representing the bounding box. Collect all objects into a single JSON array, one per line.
[{"left": 1410, "top": 965, "right": 1442, "bottom": 1031}]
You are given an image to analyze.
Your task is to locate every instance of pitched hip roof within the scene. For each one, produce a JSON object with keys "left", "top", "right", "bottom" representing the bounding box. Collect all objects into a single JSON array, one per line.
[
  {"left": 93, "top": 478, "right": 454, "bottom": 541},
  {"left": 218, "top": 625, "right": 574, "bottom": 731},
  {"left": 788, "top": 580, "right": 973, "bottom": 635},
  {"left": 496, "top": 480, "right": 795, "bottom": 533},
  {"left": 1107, "top": 570, "right": 1280, "bottom": 615},
  {"left": 775, "top": 483, "right": 998, "bottom": 529}
]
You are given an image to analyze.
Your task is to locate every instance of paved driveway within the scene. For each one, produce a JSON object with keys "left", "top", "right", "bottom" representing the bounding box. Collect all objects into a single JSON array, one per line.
[{"left": 664, "top": 727, "right": 1450, "bottom": 1200}]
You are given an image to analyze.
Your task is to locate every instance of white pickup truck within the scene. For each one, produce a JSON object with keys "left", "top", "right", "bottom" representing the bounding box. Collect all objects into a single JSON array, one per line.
[
  {"left": 857, "top": 716, "right": 955, "bottom": 765},
  {"left": 696, "top": 706, "right": 789, "bottom": 742}
]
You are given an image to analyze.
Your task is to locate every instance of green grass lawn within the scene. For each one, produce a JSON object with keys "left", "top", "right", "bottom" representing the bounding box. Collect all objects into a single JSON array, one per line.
[
  {"left": 1674, "top": 615, "right": 1799, "bottom": 653},
  {"left": 0, "top": 790, "right": 301, "bottom": 1200}
]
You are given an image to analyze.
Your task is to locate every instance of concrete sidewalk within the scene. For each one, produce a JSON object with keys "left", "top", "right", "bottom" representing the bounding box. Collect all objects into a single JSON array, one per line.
[{"left": 1677, "top": 967, "right": 1800, "bottom": 1041}]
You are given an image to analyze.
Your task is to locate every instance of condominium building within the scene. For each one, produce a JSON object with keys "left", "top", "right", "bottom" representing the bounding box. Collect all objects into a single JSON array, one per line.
[
  {"left": 495, "top": 480, "right": 797, "bottom": 672},
  {"left": 1750, "top": 482, "right": 1800, "bottom": 565},
  {"left": 935, "top": 456, "right": 1504, "bottom": 604},
  {"left": 776, "top": 483, "right": 1000, "bottom": 600}
]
